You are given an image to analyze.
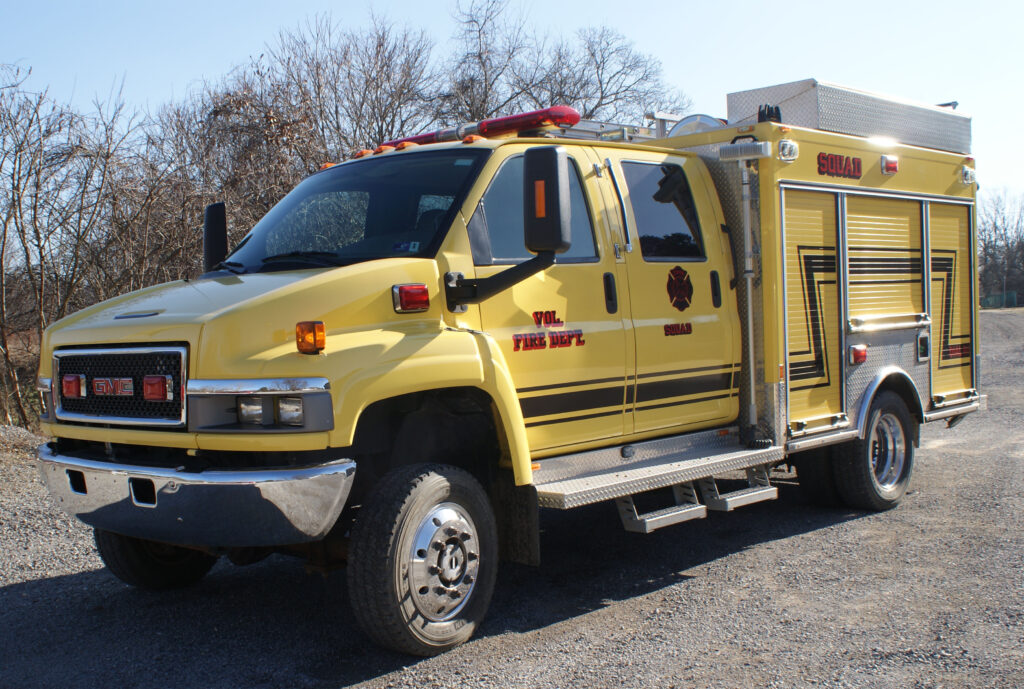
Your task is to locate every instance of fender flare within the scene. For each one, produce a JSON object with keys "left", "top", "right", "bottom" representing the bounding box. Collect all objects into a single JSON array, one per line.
[
  {"left": 329, "top": 328, "right": 533, "bottom": 486},
  {"left": 855, "top": 367, "right": 925, "bottom": 440}
]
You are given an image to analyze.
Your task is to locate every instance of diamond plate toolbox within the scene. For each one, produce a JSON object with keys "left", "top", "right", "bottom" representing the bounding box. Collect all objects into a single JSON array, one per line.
[{"left": 726, "top": 78, "right": 971, "bottom": 154}]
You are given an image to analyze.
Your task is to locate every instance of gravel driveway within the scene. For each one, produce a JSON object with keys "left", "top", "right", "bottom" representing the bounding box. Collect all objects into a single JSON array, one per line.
[{"left": 1, "top": 310, "right": 1021, "bottom": 689}]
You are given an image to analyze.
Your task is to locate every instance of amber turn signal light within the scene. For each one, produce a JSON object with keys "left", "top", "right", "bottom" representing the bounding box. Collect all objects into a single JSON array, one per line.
[{"left": 296, "top": 321, "right": 326, "bottom": 354}]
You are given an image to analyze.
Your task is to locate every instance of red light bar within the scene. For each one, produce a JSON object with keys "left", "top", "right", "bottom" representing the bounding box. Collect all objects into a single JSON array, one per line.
[{"left": 381, "top": 106, "right": 581, "bottom": 148}]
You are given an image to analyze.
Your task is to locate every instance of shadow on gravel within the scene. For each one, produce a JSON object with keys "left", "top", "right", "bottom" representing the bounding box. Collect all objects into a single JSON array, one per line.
[{"left": 0, "top": 481, "right": 866, "bottom": 689}]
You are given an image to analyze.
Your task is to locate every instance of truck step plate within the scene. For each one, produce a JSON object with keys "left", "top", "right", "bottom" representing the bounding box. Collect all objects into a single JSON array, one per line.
[
  {"left": 533, "top": 427, "right": 785, "bottom": 509},
  {"left": 616, "top": 498, "right": 707, "bottom": 534},
  {"left": 702, "top": 485, "right": 778, "bottom": 511}
]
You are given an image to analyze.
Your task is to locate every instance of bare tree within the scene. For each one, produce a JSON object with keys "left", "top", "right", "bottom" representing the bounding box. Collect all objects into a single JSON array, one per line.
[
  {"left": 439, "top": 0, "right": 527, "bottom": 123},
  {"left": 335, "top": 17, "right": 438, "bottom": 148},
  {"left": 978, "top": 192, "right": 1024, "bottom": 305},
  {"left": 515, "top": 27, "right": 690, "bottom": 122}
]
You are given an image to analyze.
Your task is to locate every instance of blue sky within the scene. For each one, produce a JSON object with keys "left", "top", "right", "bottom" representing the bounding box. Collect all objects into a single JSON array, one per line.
[{"left": 3, "top": 0, "right": 1021, "bottom": 197}]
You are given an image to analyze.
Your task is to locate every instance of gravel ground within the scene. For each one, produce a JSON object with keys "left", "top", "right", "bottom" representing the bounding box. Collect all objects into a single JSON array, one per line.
[{"left": 1, "top": 310, "right": 1021, "bottom": 689}]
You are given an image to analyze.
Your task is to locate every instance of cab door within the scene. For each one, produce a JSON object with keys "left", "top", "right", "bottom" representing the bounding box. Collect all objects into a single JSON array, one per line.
[
  {"left": 600, "top": 150, "right": 740, "bottom": 435},
  {"left": 472, "top": 145, "right": 627, "bottom": 452}
]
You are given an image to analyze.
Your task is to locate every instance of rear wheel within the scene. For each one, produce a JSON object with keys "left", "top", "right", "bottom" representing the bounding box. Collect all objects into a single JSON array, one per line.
[
  {"left": 347, "top": 463, "right": 497, "bottom": 656},
  {"left": 792, "top": 447, "right": 840, "bottom": 506},
  {"left": 833, "top": 391, "right": 916, "bottom": 510},
  {"left": 94, "top": 529, "right": 217, "bottom": 589}
]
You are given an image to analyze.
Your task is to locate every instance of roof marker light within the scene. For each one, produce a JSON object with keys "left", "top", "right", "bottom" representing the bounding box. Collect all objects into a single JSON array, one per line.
[
  {"left": 353, "top": 149, "right": 373, "bottom": 159},
  {"left": 374, "top": 145, "right": 395, "bottom": 155},
  {"left": 395, "top": 141, "right": 418, "bottom": 150},
  {"left": 319, "top": 162, "right": 337, "bottom": 170},
  {"left": 881, "top": 155, "right": 899, "bottom": 174}
]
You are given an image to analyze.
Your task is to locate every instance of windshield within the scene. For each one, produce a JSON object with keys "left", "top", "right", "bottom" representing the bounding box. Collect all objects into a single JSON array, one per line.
[{"left": 220, "top": 148, "right": 489, "bottom": 273}]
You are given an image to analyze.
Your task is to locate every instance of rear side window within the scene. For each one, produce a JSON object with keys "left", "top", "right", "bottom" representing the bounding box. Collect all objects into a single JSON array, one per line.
[
  {"left": 620, "top": 161, "right": 704, "bottom": 261},
  {"left": 469, "top": 154, "right": 598, "bottom": 265}
]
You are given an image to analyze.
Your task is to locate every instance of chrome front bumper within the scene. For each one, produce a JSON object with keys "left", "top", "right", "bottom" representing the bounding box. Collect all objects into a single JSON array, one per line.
[{"left": 37, "top": 444, "right": 356, "bottom": 548}]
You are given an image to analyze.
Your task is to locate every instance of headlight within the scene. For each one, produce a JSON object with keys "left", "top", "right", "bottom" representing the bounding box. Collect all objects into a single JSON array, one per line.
[
  {"left": 277, "top": 397, "right": 304, "bottom": 426},
  {"left": 237, "top": 396, "right": 264, "bottom": 424}
]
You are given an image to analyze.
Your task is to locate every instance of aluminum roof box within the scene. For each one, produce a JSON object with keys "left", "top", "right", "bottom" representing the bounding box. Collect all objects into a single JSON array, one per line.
[{"left": 727, "top": 78, "right": 971, "bottom": 154}]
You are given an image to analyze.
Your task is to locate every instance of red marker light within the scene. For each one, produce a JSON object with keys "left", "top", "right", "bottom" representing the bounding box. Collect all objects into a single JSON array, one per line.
[
  {"left": 392, "top": 284, "right": 430, "bottom": 313},
  {"left": 881, "top": 155, "right": 899, "bottom": 175},
  {"left": 143, "top": 375, "right": 172, "bottom": 401},
  {"left": 850, "top": 344, "right": 868, "bottom": 365},
  {"left": 62, "top": 374, "right": 86, "bottom": 398}
]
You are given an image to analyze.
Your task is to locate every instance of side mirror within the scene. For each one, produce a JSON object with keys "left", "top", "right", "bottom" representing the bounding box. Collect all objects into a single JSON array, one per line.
[
  {"left": 523, "top": 146, "right": 571, "bottom": 254},
  {"left": 203, "top": 202, "right": 228, "bottom": 273}
]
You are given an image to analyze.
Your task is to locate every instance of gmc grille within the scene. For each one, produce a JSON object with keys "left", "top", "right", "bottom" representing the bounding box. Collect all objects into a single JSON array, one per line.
[{"left": 54, "top": 346, "right": 186, "bottom": 426}]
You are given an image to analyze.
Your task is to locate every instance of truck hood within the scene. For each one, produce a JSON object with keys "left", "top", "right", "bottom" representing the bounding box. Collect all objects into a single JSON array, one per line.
[
  {"left": 49, "top": 271, "right": 316, "bottom": 334},
  {"left": 42, "top": 259, "right": 446, "bottom": 380}
]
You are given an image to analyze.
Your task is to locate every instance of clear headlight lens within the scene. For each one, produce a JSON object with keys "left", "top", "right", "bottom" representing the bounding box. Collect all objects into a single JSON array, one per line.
[
  {"left": 277, "top": 397, "right": 304, "bottom": 426},
  {"left": 237, "top": 396, "right": 264, "bottom": 424}
]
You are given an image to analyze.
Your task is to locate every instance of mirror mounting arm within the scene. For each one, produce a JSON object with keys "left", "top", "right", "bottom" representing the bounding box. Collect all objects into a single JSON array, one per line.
[{"left": 446, "top": 251, "right": 555, "bottom": 310}]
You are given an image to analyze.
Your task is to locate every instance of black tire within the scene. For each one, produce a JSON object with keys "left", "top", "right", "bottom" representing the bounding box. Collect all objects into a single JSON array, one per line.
[
  {"left": 94, "top": 529, "right": 218, "bottom": 590},
  {"left": 832, "top": 391, "right": 916, "bottom": 511},
  {"left": 792, "top": 447, "right": 841, "bottom": 507},
  {"left": 347, "top": 463, "right": 498, "bottom": 656}
]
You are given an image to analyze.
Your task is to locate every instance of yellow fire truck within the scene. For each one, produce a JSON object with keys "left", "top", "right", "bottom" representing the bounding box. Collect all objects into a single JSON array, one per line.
[{"left": 35, "top": 79, "right": 982, "bottom": 655}]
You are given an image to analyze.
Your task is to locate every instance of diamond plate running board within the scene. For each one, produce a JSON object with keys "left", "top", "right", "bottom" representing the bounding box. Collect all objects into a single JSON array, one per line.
[{"left": 532, "top": 427, "right": 784, "bottom": 509}]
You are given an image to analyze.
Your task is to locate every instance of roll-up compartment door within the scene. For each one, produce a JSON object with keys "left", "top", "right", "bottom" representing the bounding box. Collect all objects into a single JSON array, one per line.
[
  {"left": 929, "top": 203, "right": 974, "bottom": 401},
  {"left": 784, "top": 189, "right": 843, "bottom": 433},
  {"left": 846, "top": 196, "right": 925, "bottom": 325}
]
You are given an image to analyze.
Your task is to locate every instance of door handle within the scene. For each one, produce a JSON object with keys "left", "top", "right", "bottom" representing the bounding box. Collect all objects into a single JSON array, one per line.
[
  {"left": 603, "top": 272, "right": 618, "bottom": 314},
  {"left": 710, "top": 270, "right": 722, "bottom": 308}
]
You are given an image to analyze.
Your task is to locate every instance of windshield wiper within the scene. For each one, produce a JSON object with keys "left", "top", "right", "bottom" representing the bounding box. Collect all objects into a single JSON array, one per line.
[
  {"left": 213, "top": 260, "right": 246, "bottom": 275},
  {"left": 260, "top": 251, "right": 345, "bottom": 267}
]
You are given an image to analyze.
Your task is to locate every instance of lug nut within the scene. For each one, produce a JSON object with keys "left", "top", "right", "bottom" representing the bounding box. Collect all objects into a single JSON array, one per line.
[
  {"left": 428, "top": 565, "right": 439, "bottom": 575},
  {"left": 431, "top": 541, "right": 444, "bottom": 551}
]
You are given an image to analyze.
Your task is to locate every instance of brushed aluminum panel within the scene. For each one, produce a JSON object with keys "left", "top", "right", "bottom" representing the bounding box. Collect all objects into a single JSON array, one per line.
[
  {"left": 727, "top": 79, "right": 971, "bottom": 155},
  {"left": 533, "top": 427, "right": 784, "bottom": 509},
  {"left": 845, "top": 329, "right": 929, "bottom": 429}
]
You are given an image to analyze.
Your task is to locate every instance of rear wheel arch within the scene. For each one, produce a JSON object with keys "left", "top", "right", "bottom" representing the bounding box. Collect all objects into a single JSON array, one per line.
[{"left": 856, "top": 369, "right": 924, "bottom": 446}]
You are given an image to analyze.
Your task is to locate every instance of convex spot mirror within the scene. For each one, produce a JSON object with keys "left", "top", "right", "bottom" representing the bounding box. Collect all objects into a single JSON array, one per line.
[{"left": 523, "top": 146, "right": 571, "bottom": 255}]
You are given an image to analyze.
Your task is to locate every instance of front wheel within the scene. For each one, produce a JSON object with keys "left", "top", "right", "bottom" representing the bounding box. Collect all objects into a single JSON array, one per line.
[
  {"left": 347, "top": 464, "right": 498, "bottom": 656},
  {"left": 94, "top": 529, "right": 218, "bottom": 589},
  {"left": 833, "top": 391, "right": 916, "bottom": 510}
]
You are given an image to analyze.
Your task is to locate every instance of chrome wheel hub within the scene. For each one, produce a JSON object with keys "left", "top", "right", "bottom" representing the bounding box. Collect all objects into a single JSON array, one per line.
[
  {"left": 408, "top": 503, "right": 480, "bottom": 622},
  {"left": 870, "top": 412, "right": 907, "bottom": 490}
]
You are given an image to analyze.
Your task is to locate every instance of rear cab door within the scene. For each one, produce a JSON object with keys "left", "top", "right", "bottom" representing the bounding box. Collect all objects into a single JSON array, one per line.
[{"left": 595, "top": 148, "right": 741, "bottom": 436}]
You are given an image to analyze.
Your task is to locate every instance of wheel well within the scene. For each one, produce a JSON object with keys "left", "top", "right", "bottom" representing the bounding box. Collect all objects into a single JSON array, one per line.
[
  {"left": 349, "top": 387, "right": 504, "bottom": 496},
  {"left": 348, "top": 387, "right": 539, "bottom": 566},
  {"left": 872, "top": 375, "right": 923, "bottom": 445}
]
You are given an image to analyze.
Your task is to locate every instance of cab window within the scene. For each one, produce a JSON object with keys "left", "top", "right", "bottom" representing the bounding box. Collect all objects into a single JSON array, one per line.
[
  {"left": 469, "top": 154, "right": 598, "bottom": 265},
  {"left": 620, "top": 160, "right": 705, "bottom": 261}
]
